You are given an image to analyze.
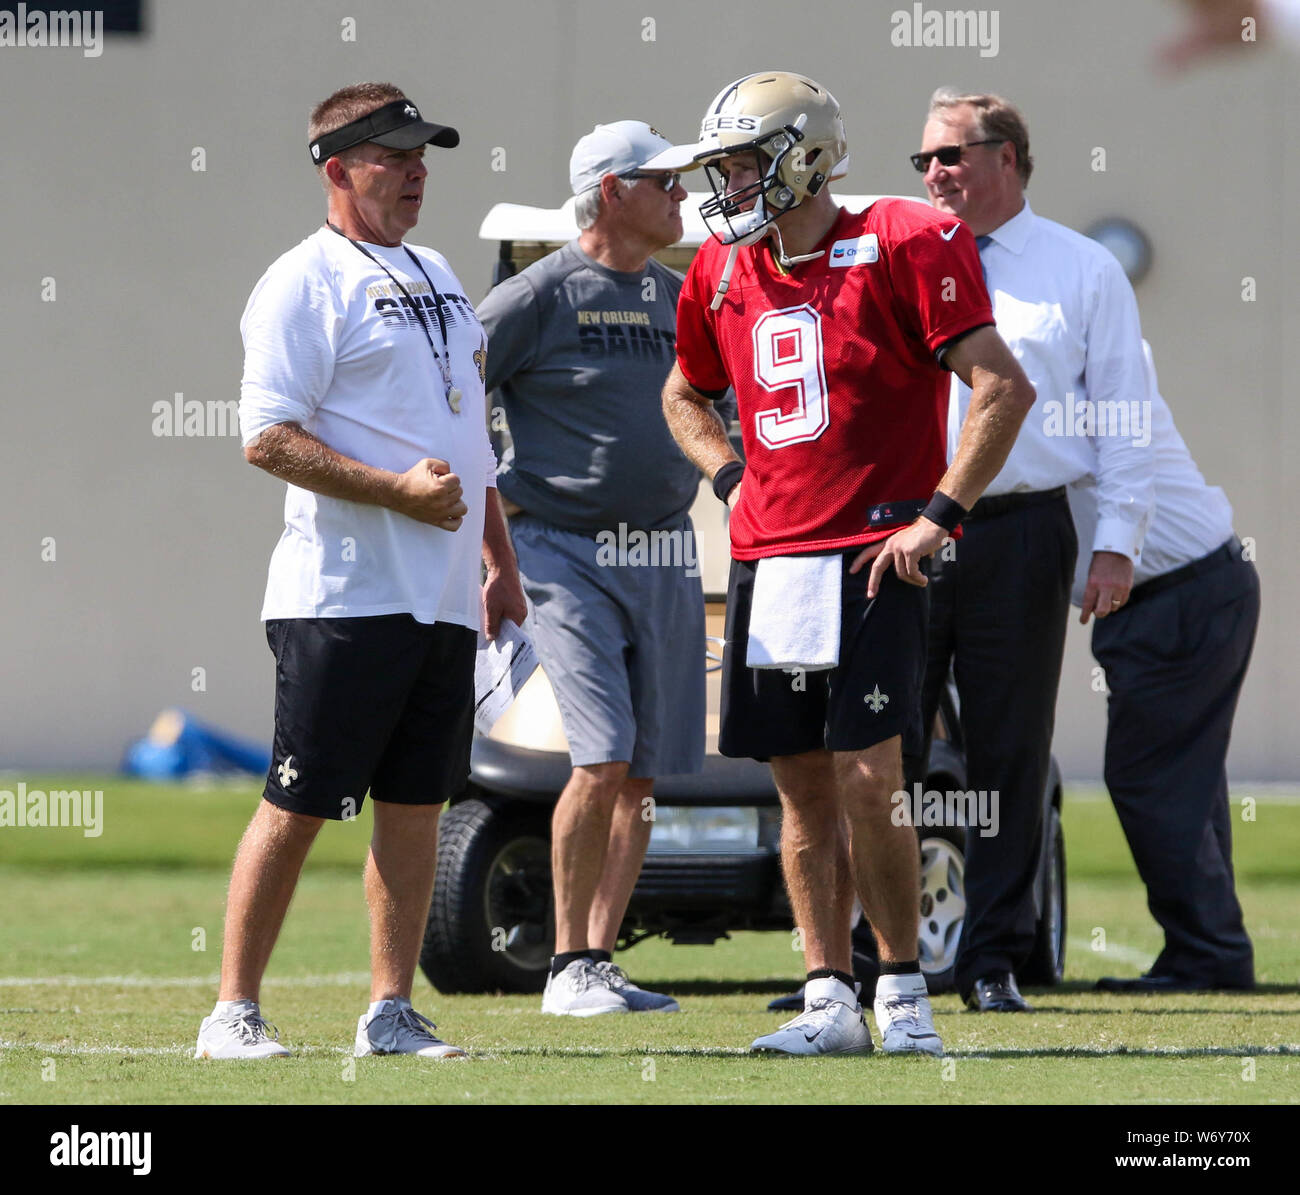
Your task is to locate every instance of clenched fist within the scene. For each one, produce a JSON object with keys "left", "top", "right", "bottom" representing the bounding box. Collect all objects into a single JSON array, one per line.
[{"left": 394, "top": 458, "right": 468, "bottom": 531}]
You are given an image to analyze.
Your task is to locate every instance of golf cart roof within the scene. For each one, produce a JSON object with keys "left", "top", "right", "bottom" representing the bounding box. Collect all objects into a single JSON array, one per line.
[{"left": 478, "top": 194, "right": 927, "bottom": 245}]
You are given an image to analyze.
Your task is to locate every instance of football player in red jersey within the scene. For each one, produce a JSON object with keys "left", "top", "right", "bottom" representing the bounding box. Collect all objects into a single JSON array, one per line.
[{"left": 651, "top": 72, "right": 1036, "bottom": 1056}]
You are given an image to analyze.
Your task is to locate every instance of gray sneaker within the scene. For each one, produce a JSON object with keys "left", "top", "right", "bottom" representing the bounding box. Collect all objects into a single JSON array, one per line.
[
  {"left": 873, "top": 974, "right": 943, "bottom": 1056},
  {"left": 541, "top": 958, "right": 629, "bottom": 1016},
  {"left": 194, "top": 1000, "right": 291, "bottom": 1060},
  {"left": 750, "top": 997, "right": 874, "bottom": 1056},
  {"left": 355, "top": 998, "right": 467, "bottom": 1059},
  {"left": 594, "top": 961, "right": 680, "bottom": 1013}
]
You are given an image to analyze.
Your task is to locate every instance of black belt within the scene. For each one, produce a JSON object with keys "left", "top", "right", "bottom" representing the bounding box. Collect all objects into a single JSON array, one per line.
[
  {"left": 964, "top": 486, "right": 1068, "bottom": 521},
  {"left": 1125, "top": 538, "right": 1240, "bottom": 607}
]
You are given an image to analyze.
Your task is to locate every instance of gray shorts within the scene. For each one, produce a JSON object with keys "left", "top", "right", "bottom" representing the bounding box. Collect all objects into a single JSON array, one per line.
[{"left": 510, "top": 515, "right": 706, "bottom": 777}]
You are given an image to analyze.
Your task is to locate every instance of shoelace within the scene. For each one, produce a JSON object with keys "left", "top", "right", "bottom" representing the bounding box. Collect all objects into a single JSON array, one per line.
[
  {"left": 230, "top": 1012, "right": 280, "bottom": 1045},
  {"left": 880, "top": 996, "right": 929, "bottom": 1026},
  {"left": 564, "top": 961, "right": 609, "bottom": 993},
  {"left": 391, "top": 1006, "right": 441, "bottom": 1041},
  {"left": 779, "top": 997, "right": 844, "bottom": 1030},
  {"left": 596, "top": 962, "right": 631, "bottom": 990}
]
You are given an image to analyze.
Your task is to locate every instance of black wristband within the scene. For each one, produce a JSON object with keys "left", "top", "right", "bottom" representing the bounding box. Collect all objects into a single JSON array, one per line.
[
  {"left": 712, "top": 461, "right": 745, "bottom": 504},
  {"left": 920, "top": 489, "right": 967, "bottom": 533}
]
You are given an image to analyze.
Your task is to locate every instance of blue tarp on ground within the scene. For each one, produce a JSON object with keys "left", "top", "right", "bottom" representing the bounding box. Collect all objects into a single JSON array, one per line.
[{"left": 121, "top": 709, "right": 271, "bottom": 779}]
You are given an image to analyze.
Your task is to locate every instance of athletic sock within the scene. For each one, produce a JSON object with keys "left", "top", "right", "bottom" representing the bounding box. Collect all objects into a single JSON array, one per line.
[
  {"left": 879, "top": 959, "right": 920, "bottom": 976},
  {"left": 367, "top": 996, "right": 410, "bottom": 1018},
  {"left": 806, "top": 967, "right": 857, "bottom": 991},
  {"left": 551, "top": 950, "right": 592, "bottom": 978},
  {"left": 589, "top": 949, "right": 612, "bottom": 965},
  {"left": 213, "top": 998, "right": 259, "bottom": 1017}
]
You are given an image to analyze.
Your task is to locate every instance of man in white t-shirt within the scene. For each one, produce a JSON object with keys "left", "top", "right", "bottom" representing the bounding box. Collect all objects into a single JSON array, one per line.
[{"left": 195, "top": 83, "right": 526, "bottom": 1062}]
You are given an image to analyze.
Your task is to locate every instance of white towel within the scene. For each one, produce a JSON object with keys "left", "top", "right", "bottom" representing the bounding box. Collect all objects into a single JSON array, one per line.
[{"left": 746, "top": 555, "right": 842, "bottom": 670}]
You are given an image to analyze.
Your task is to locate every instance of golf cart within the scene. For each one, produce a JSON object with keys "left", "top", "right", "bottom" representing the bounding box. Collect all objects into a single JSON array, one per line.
[{"left": 419, "top": 194, "right": 1066, "bottom": 996}]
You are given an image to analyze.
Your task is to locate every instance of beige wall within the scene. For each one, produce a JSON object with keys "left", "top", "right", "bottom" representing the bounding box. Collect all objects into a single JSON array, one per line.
[{"left": 0, "top": 0, "right": 1293, "bottom": 777}]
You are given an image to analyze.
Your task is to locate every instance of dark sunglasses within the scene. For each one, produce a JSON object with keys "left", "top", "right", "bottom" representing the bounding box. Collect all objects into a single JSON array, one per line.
[
  {"left": 909, "top": 139, "right": 1006, "bottom": 173},
  {"left": 621, "top": 170, "right": 682, "bottom": 192}
]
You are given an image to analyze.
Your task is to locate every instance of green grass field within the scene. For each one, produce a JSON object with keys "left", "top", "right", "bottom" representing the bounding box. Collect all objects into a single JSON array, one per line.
[{"left": 1, "top": 778, "right": 1297, "bottom": 1105}]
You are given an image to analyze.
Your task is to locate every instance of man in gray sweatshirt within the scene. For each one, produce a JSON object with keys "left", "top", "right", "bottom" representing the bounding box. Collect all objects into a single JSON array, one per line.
[{"left": 476, "top": 121, "right": 705, "bottom": 1015}]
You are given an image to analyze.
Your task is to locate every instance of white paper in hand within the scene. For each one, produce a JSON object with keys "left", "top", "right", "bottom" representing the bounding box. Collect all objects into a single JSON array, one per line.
[{"left": 474, "top": 617, "right": 538, "bottom": 734}]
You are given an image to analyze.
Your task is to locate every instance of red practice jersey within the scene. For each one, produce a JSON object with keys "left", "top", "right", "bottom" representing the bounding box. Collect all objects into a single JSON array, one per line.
[{"left": 676, "top": 200, "right": 993, "bottom": 559}]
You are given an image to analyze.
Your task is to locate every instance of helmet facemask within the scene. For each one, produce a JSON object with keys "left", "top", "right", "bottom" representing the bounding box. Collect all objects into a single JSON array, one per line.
[{"left": 698, "top": 118, "right": 828, "bottom": 246}]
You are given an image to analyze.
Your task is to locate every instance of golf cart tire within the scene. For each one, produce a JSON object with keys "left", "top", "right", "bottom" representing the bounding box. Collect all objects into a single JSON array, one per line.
[
  {"left": 420, "top": 794, "right": 554, "bottom": 996},
  {"left": 1021, "top": 803, "right": 1067, "bottom": 986},
  {"left": 916, "top": 823, "right": 967, "bottom": 994}
]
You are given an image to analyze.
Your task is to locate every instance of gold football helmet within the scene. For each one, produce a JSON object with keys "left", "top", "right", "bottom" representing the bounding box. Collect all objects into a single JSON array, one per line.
[{"left": 646, "top": 71, "right": 848, "bottom": 244}]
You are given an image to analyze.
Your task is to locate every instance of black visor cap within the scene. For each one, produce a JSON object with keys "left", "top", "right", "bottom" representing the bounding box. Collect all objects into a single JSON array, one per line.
[{"left": 309, "top": 98, "right": 460, "bottom": 163}]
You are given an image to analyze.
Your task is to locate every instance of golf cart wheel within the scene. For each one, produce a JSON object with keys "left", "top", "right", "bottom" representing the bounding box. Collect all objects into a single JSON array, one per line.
[
  {"left": 916, "top": 824, "right": 966, "bottom": 994},
  {"left": 1021, "top": 805, "right": 1067, "bottom": 986},
  {"left": 420, "top": 795, "right": 554, "bottom": 995}
]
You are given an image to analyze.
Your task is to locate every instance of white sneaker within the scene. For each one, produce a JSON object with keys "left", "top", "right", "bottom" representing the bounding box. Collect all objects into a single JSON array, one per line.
[
  {"left": 594, "top": 961, "right": 680, "bottom": 1013},
  {"left": 541, "top": 958, "right": 629, "bottom": 1016},
  {"left": 751, "top": 978, "right": 873, "bottom": 1056},
  {"left": 194, "top": 1000, "right": 291, "bottom": 1060},
  {"left": 355, "top": 998, "right": 467, "bottom": 1059},
  {"left": 873, "top": 973, "right": 944, "bottom": 1056}
]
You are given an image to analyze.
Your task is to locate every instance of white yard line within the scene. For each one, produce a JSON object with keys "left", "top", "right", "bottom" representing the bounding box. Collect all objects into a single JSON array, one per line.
[
  {"left": 0, "top": 973, "right": 371, "bottom": 989},
  {"left": 3, "top": 1040, "right": 1295, "bottom": 1059},
  {"left": 0, "top": 1040, "right": 349, "bottom": 1056}
]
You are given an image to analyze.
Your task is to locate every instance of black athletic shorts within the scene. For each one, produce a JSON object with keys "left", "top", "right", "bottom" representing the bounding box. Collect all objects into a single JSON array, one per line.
[
  {"left": 719, "top": 552, "right": 928, "bottom": 761},
  {"left": 262, "top": 615, "right": 476, "bottom": 820}
]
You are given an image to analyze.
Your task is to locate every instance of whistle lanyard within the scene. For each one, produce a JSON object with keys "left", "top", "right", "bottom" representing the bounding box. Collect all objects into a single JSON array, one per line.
[{"left": 326, "top": 222, "right": 463, "bottom": 413}]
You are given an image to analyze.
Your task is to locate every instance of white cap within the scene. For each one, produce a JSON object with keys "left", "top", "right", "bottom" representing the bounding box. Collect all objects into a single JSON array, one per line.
[{"left": 569, "top": 120, "right": 675, "bottom": 195}]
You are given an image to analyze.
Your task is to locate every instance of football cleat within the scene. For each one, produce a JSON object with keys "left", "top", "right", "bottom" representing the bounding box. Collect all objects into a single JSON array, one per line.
[
  {"left": 873, "top": 973, "right": 944, "bottom": 1056},
  {"left": 751, "top": 996, "right": 873, "bottom": 1056}
]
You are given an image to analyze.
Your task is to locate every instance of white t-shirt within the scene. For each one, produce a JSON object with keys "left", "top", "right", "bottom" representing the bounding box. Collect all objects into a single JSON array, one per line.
[{"left": 239, "top": 227, "right": 496, "bottom": 630}]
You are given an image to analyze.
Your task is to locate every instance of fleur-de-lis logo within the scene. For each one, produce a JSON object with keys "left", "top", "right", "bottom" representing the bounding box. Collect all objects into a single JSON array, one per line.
[
  {"left": 474, "top": 337, "right": 487, "bottom": 383},
  {"left": 278, "top": 755, "right": 299, "bottom": 788},
  {"left": 864, "top": 686, "right": 889, "bottom": 713}
]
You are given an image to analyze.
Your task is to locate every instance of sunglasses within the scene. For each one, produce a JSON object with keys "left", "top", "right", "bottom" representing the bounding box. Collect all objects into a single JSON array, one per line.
[
  {"left": 621, "top": 170, "right": 683, "bottom": 192},
  {"left": 909, "top": 139, "right": 1006, "bottom": 173}
]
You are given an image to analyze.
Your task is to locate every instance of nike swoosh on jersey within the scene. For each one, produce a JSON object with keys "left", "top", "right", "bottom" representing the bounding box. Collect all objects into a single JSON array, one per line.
[{"left": 940, "top": 225, "right": 961, "bottom": 241}]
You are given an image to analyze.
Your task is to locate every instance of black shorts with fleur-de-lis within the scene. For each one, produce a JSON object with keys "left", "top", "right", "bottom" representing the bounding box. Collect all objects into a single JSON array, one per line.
[
  {"left": 262, "top": 615, "right": 475, "bottom": 820},
  {"left": 719, "top": 551, "right": 928, "bottom": 762}
]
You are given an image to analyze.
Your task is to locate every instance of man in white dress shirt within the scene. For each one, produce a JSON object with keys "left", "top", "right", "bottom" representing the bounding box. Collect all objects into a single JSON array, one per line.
[
  {"left": 1071, "top": 344, "right": 1257, "bottom": 994},
  {"left": 914, "top": 89, "right": 1156, "bottom": 1011}
]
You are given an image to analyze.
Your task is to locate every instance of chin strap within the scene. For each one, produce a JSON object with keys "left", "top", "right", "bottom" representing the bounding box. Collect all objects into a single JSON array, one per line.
[
  {"left": 710, "top": 242, "right": 744, "bottom": 311},
  {"left": 709, "top": 214, "right": 771, "bottom": 310},
  {"left": 709, "top": 219, "right": 824, "bottom": 311},
  {"left": 771, "top": 225, "right": 824, "bottom": 270}
]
